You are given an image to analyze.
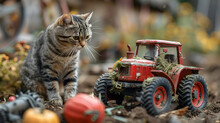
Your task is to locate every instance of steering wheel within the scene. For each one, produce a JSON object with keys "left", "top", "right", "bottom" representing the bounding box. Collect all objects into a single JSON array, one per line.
[{"left": 144, "top": 56, "right": 154, "bottom": 60}]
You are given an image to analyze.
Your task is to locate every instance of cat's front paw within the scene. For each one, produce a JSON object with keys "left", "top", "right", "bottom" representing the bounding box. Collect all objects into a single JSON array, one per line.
[{"left": 50, "top": 98, "right": 63, "bottom": 106}]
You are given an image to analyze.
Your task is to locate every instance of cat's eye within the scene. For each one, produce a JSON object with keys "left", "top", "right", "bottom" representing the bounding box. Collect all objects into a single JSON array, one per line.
[
  {"left": 73, "top": 36, "right": 79, "bottom": 40},
  {"left": 85, "top": 36, "right": 89, "bottom": 39}
]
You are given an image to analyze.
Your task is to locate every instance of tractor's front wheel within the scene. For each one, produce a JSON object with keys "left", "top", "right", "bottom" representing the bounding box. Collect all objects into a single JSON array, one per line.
[
  {"left": 141, "top": 77, "right": 172, "bottom": 115},
  {"left": 94, "top": 73, "right": 123, "bottom": 105},
  {"left": 177, "top": 74, "right": 208, "bottom": 110}
]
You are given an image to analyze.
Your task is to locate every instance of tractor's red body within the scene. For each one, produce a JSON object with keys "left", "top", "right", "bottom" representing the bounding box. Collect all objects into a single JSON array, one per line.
[
  {"left": 94, "top": 39, "right": 208, "bottom": 115},
  {"left": 117, "top": 40, "right": 201, "bottom": 94}
]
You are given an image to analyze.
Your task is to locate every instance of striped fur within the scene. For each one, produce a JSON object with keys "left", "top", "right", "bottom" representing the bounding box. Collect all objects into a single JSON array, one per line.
[{"left": 20, "top": 13, "right": 93, "bottom": 105}]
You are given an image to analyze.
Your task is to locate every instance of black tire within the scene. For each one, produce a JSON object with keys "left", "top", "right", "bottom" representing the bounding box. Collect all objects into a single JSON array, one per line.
[
  {"left": 141, "top": 77, "right": 172, "bottom": 115},
  {"left": 94, "top": 73, "right": 123, "bottom": 105},
  {"left": 177, "top": 74, "right": 208, "bottom": 111},
  {"left": 94, "top": 73, "right": 109, "bottom": 105}
]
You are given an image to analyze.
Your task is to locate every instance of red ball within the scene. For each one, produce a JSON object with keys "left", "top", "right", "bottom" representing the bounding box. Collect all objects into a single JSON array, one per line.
[
  {"left": 8, "top": 96, "right": 16, "bottom": 102},
  {"left": 64, "top": 93, "right": 105, "bottom": 123}
]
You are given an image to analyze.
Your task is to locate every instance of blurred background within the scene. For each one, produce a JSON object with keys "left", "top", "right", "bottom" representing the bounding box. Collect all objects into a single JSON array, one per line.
[
  {"left": 0, "top": 0, "right": 220, "bottom": 100},
  {"left": 1, "top": 0, "right": 220, "bottom": 61}
]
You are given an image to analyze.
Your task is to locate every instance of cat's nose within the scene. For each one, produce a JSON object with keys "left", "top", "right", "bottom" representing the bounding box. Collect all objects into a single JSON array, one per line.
[{"left": 79, "top": 40, "right": 86, "bottom": 47}]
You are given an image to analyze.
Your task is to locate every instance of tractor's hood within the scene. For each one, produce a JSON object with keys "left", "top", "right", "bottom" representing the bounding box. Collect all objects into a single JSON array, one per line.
[{"left": 121, "top": 58, "right": 154, "bottom": 67}]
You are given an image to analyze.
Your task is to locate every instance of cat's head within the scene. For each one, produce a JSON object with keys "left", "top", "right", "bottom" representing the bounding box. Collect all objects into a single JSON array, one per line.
[{"left": 51, "top": 12, "right": 93, "bottom": 49}]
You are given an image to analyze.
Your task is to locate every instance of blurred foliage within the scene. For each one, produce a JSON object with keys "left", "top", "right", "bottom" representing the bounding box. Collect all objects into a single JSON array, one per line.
[
  {"left": 110, "top": 58, "right": 123, "bottom": 94},
  {"left": 99, "top": 2, "right": 220, "bottom": 59},
  {"left": 0, "top": 42, "right": 29, "bottom": 100}
]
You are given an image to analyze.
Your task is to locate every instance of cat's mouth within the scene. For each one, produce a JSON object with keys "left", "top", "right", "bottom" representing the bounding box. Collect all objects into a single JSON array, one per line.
[{"left": 79, "top": 40, "right": 86, "bottom": 48}]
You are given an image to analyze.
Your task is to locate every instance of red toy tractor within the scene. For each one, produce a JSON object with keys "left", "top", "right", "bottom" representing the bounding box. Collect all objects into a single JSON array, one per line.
[{"left": 94, "top": 39, "right": 208, "bottom": 115}]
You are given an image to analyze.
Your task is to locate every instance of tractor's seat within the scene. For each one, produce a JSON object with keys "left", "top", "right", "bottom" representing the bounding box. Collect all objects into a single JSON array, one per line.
[{"left": 165, "top": 54, "right": 175, "bottom": 63}]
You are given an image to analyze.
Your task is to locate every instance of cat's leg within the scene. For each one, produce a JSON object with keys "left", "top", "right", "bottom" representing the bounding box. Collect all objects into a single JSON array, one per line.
[
  {"left": 63, "top": 68, "right": 78, "bottom": 102},
  {"left": 20, "top": 66, "right": 46, "bottom": 96},
  {"left": 41, "top": 65, "right": 63, "bottom": 105}
]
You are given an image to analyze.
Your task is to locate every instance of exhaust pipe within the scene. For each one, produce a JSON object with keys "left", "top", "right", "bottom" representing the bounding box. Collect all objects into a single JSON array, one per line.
[{"left": 127, "top": 44, "right": 133, "bottom": 59}]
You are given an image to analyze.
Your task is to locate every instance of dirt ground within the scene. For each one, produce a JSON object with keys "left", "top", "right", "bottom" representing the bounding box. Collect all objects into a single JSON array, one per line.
[{"left": 45, "top": 54, "right": 220, "bottom": 123}]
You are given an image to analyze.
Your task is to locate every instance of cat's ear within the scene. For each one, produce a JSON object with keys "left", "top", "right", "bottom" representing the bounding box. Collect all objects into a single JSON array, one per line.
[
  {"left": 58, "top": 14, "right": 72, "bottom": 26},
  {"left": 82, "top": 12, "right": 93, "bottom": 23}
]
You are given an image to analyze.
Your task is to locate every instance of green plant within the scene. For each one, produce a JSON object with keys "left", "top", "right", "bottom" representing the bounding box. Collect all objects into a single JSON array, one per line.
[{"left": 0, "top": 42, "right": 29, "bottom": 100}]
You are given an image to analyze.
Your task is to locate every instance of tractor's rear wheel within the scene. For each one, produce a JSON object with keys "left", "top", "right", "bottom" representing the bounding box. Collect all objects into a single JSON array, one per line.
[
  {"left": 94, "top": 73, "right": 123, "bottom": 105},
  {"left": 177, "top": 74, "right": 208, "bottom": 110},
  {"left": 141, "top": 77, "right": 172, "bottom": 115}
]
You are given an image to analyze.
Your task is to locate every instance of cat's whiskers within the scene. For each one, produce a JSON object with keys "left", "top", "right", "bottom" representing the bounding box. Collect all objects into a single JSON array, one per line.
[
  {"left": 67, "top": 48, "right": 74, "bottom": 61},
  {"left": 52, "top": 48, "right": 66, "bottom": 61},
  {"left": 92, "top": 32, "right": 102, "bottom": 35},
  {"left": 91, "top": 26, "right": 102, "bottom": 30},
  {"left": 88, "top": 44, "right": 100, "bottom": 49},
  {"left": 91, "top": 26, "right": 101, "bottom": 28},
  {"left": 91, "top": 27, "right": 103, "bottom": 29},
  {"left": 91, "top": 20, "right": 101, "bottom": 25},
  {"left": 87, "top": 45, "right": 100, "bottom": 56},
  {"left": 84, "top": 47, "right": 90, "bottom": 60},
  {"left": 68, "top": 46, "right": 78, "bottom": 59},
  {"left": 85, "top": 45, "right": 96, "bottom": 61},
  {"left": 59, "top": 47, "right": 68, "bottom": 56},
  {"left": 84, "top": 47, "right": 94, "bottom": 62},
  {"left": 91, "top": 28, "right": 103, "bottom": 31},
  {"left": 52, "top": 46, "right": 73, "bottom": 61},
  {"left": 67, "top": 47, "right": 73, "bottom": 56}
]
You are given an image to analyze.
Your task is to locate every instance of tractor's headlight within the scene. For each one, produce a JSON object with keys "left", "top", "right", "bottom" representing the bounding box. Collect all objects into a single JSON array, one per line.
[
  {"left": 119, "top": 66, "right": 130, "bottom": 76},
  {"left": 136, "top": 73, "right": 141, "bottom": 79}
]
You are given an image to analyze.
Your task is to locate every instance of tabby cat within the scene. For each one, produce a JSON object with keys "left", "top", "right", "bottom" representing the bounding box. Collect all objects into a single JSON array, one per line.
[{"left": 20, "top": 12, "right": 93, "bottom": 105}]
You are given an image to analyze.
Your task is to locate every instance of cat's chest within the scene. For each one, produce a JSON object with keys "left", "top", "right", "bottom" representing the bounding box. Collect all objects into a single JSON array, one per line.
[
  {"left": 52, "top": 58, "right": 73, "bottom": 70},
  {"left": 41, "top": 50, "right": 78, "bottom": 76},
  {"left": 50, "top": 57, "right": 76, "bottom": 74}
]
